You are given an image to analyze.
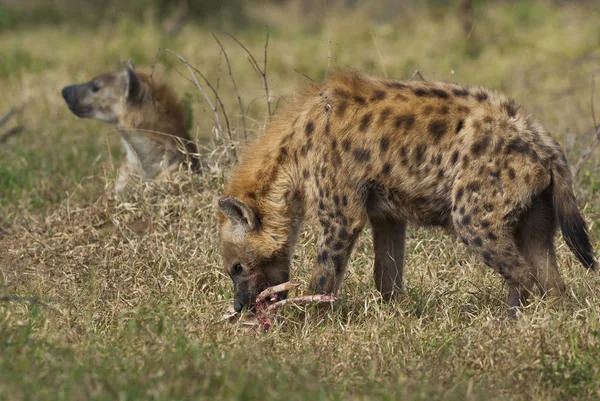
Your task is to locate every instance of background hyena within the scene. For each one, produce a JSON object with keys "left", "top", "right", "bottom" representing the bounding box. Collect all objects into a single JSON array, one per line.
[
  {"left": 62, "top": 61, "right": 197, "bottom": 193},
  {"left": 218, "top": 70, "right": 596, "bottom": 317}
]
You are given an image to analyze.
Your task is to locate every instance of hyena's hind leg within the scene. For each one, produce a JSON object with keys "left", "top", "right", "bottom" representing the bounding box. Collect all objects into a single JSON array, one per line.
[
  {"left": 452, "top": 188, "right": 537, "bottom": 318},
  {"left": 369, "top": 216, "right": 407, "bottom": 301},
  {"left": 514, "top": 186, "right": 566, "bottom": 299}
]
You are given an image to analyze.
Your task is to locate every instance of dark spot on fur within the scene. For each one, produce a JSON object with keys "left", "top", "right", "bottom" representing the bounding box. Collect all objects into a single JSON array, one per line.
[
  {"left": 331, "top": 139, "right": 338, "bottom": 150},
  {"left": 481, "top": 220, "right": 490, "bottom": 228},
  {"left": 395, "top": 115, "right": 415, "bottom": 130},
  {"left": 354, "top": 96, "right": 366, "bottom": 105},
  {"left": 333, "top": 195, "right": 340, "bottom": 205},
  {"left": 451, "top": 151, "right": 460, "bottom": 165},
  {"left": 339, "top": 227, "right": 349, "bottom": 239},
  {"left": 434, "top": 154, "right": 442, "bottom": 166},
  {"left": 246, "top": 191, "right": 257, "bottom": 200},
  {"left": 333, "top": 241, "right": 344, "bottom": 251},
  {"left": 303, "top": 169, "right": 310, "bottom": 179},
  {"left": 359, "top": 113, "right": 373, "bottom": 132},
  {"left": 456, "top": 120, "right": 464, "bottom": 134},
  {"left": 413, "top": 88, "right": 429, "bottom": 97},
  {"left": 431, "top": 88, "right": 449, "bottom": 99},
  {"left": 318, "top": 251, "right": 329, "bottom": 264},
  {"left": 505, "top": 138, "right": 536, "bottom": 159},
  {"left": 487, "top": 232, "right": 497, "bottom": 241},
  {"left": 462, "top": 214, "right": 472, "bottom": 225},
  {"left": 483, "top": 252, "right": 492, "bottom": 264},
  {"left": 379, "top": 108, "right": 392, "bottom": 126},
  {"left": 319, "top": 200, "right": 325, "bottom": 210},
  {"left": 466, "top": 182, "right": 481, "bottom": 192},
  {"left": 475, "top": 91, "right": 488, "bottom": 102},
  {"left": 508, "top": 168, "right": 516, "bottom": 179},
  {"left": 336, "top": 100, "right": 348, "bottom": 117},
  {"left": 305, "top": 121, "right": 314, "bottom": 136},
  {"left": 342, "top": 195, "right": 348, "bottom": 207},
  {"left": 382, "top": 163, "right": 392, "bottom": 175},
  {"left": 470, "top": 132, "right": 491, "bottom": 156},
  {"left": 380, "top": 137, "right": 390, "bottom": 153},
  {"left": 353, "top": 148, "right": 371, "bottom": 162},
  {"left": 325, "top": 121, "right": 331, "bottom": 136},
  {"left": 342, "top": 139, "right": 351, "bottom": 152},
  {"left": 459, "top": 206, "right": 465, "bottom": 215},
  {"left": 429, "top": 120, "right": 447, "bottom": 141},
  {"left": 474, "top": 237, "right": 483, "bottom": 246},
  {"left": 371, "top": 90, "right": 386, "bottom": 101},
  {"left": 414, "top": 144, "right": 427, "bottom": 165},
  {"left": 490, "top": 170, "right": 500, "bottom": 179},
  {"left": 332, "top": 254, "right": 344, "bottom": 272},
  {"left": 462, "top": 155, "right": 470, "bottom": 168},
  {"left": 386, "top": 81, "right": 408, "bottom": 89},
  {"left": 502, "top": 100, "right": 519, "bottom": 118},
  {"left": 455, "top": 187, "right": 464, "bottom": 202},
  {"left": 439, "top": 105, "right": 449, "bottom": 115},
  {"left": 452, "top": 88, "right": 469, "bottom": 97}
]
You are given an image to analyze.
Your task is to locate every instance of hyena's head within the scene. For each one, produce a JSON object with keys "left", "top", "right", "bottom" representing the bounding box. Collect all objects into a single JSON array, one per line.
[
  {"left": 61, "top": 62, "right": 146, "bottom": 124},
  {"left": 218, "top": 196, "right": 291, "bottom": 312}
]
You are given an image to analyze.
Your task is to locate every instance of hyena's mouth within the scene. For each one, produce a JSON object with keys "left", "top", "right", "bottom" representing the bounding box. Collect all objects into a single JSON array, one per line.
[{"left": 66, "top": 105, "right": 92, "bottom": 118}]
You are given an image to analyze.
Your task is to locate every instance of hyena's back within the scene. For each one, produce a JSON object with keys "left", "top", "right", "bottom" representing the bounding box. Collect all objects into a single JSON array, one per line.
[{"left": 221, "top": 70, "right": 595, "bottom": 316}]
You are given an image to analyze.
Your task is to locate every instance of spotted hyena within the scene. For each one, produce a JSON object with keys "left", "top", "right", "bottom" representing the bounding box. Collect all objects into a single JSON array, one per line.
[
  {"left": 62, "top": 61, "right": 196, "bottom": 193},
  {"left": 218, "top": 70, "right": 596, "bottom": 317}
]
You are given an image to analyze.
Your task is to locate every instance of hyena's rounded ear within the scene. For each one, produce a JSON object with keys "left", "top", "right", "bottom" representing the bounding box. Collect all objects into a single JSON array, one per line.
[
  {"left": 218, "top": 196, "right": 258, "bottom": 233},
  {"left": 121, "top": 60, "right": 143, "bottom": 104}
]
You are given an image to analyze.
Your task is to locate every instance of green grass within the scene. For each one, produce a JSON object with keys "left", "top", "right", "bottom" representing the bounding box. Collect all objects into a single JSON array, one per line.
[{"left": 1, "top": 1, "right": 600, "bottom": 400}]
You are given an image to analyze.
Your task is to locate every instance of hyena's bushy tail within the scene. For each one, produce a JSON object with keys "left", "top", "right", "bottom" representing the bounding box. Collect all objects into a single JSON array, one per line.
[{"left": 551, "top": 162, "right": 596, "bottom": 269}]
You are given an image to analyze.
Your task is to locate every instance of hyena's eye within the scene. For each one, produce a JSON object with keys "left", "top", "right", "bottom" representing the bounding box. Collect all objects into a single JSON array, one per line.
[
  {"left": 90, "top": 83, "right": 100, "bottom": 93},
  {"left": 231, "top": 263, "right": 243, "bottom": 276}
]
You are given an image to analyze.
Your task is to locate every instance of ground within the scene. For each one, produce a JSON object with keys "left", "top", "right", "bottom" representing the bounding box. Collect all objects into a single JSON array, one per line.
[{"left": 1, "top": 2, "right": 600, "bottom": 400}]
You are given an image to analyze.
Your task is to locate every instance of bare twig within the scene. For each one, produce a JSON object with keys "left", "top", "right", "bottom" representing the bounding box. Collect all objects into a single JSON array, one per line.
[
  {"left": 574, "top": 73, "right": 600, "bottom": 178},
  {"left": 0, "top": 126, "right": 25, "bottom": 144},
  {"left": 213, "top": 32, "right": 248, "bottom": 145},
  {"left": 370, "top": 30, "right": 387, "bottom": 78},
  {"left": 0, "top": 108, "right": 16, "bottom": 128},
  {"left": 409, "top": 70, "right": 426, "bottom": 81},
  {"left": 221, "top": 27, "right": 273, "bottom": 121},
  {"left": 294, "top": 68, "right": 316, "bottom": 82},
  {"left": 166, "top": 49, "right": 237, "bottom": 162}
]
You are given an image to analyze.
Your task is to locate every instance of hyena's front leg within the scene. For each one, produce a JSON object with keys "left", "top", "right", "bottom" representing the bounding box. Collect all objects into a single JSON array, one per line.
[
  {"left": 309, "top": 200, "right": 366, "bottom": 295},
  {"left": 370, "top": 217, "right": 407, "bottom": 301},
  {"left": 115, "top": 159, "right": 135, "bottom": 194}
]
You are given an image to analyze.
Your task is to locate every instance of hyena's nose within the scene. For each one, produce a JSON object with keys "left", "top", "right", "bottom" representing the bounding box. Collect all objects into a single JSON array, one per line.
[
  {"left": 61, "top": 86, "right": 73, "bottom": 101},
  {"left": 233, "top": 299, "right": 244, "bottom": 312}
]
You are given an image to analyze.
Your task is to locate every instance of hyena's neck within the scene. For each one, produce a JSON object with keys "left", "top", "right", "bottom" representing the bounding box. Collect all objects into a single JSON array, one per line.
[{"left": 226, "top": 140, "right": 305, "bottom": 253}]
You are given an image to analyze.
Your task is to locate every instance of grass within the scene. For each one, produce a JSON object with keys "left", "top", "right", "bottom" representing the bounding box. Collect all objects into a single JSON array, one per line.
[{"left": 1, "top": 1, "right": 600, "bottom": 400}]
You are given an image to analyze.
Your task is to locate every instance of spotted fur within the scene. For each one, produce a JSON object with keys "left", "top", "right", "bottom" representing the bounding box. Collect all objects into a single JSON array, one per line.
[{"left": 218, "top": 70, "right": 596, "bottom": 317}]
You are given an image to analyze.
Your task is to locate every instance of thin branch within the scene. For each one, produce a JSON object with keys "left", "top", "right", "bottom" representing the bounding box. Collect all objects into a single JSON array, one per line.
[
  {"left": 0, "top": 108, "right": 16, "bottom": 128},
  {"left": 213, "top": 32, "right": 248, "bottom": 145},
  {"left": 370, "top": 30, "right": 387, "bottom": 78},
  {"left": 409, "top": 70, "right": 426, "bottom": 81},
  {"left": 220, "top": 27, "right": 273, "bottom": 120},
  {"left": 294, "top": 68, "right": 316, "bottom": 82},
  {"left": 166, "top": 49, "right": 237, "bottom": 161},
  {"left": 0, "top": 126, "right": 24, "bottom": 144},
  {"left": 573, "top": 73, "right": 600, "bottom": 178}
]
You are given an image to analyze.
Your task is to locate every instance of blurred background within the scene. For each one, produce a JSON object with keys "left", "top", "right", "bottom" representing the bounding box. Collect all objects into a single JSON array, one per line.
[{"left": 0, "top": 0, "right": 599, "bottom": 217}]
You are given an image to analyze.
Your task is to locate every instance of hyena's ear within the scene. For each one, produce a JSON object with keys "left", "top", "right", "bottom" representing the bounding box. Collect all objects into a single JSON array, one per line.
[
  {"left": 218, "top": 196, "right": 258, "bottom": 233},
  {"left": 122, "top": 63, "right": 143, "bottom": 104}
]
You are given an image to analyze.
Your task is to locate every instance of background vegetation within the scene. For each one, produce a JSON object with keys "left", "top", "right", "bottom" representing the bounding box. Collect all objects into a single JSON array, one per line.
[{"left": 1, "top": 1, "right": 599, "bottom": 399}]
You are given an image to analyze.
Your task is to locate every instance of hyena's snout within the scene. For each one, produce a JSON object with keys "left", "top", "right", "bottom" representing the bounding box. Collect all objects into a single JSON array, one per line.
[{"left": 62, "top": 84, "right": 91, "bottom": 118}]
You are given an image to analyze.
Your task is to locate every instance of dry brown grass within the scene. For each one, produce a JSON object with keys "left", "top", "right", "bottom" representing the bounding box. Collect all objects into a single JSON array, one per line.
[{"left": 1, "top": 1, "right": 600, "bottom": 400}]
